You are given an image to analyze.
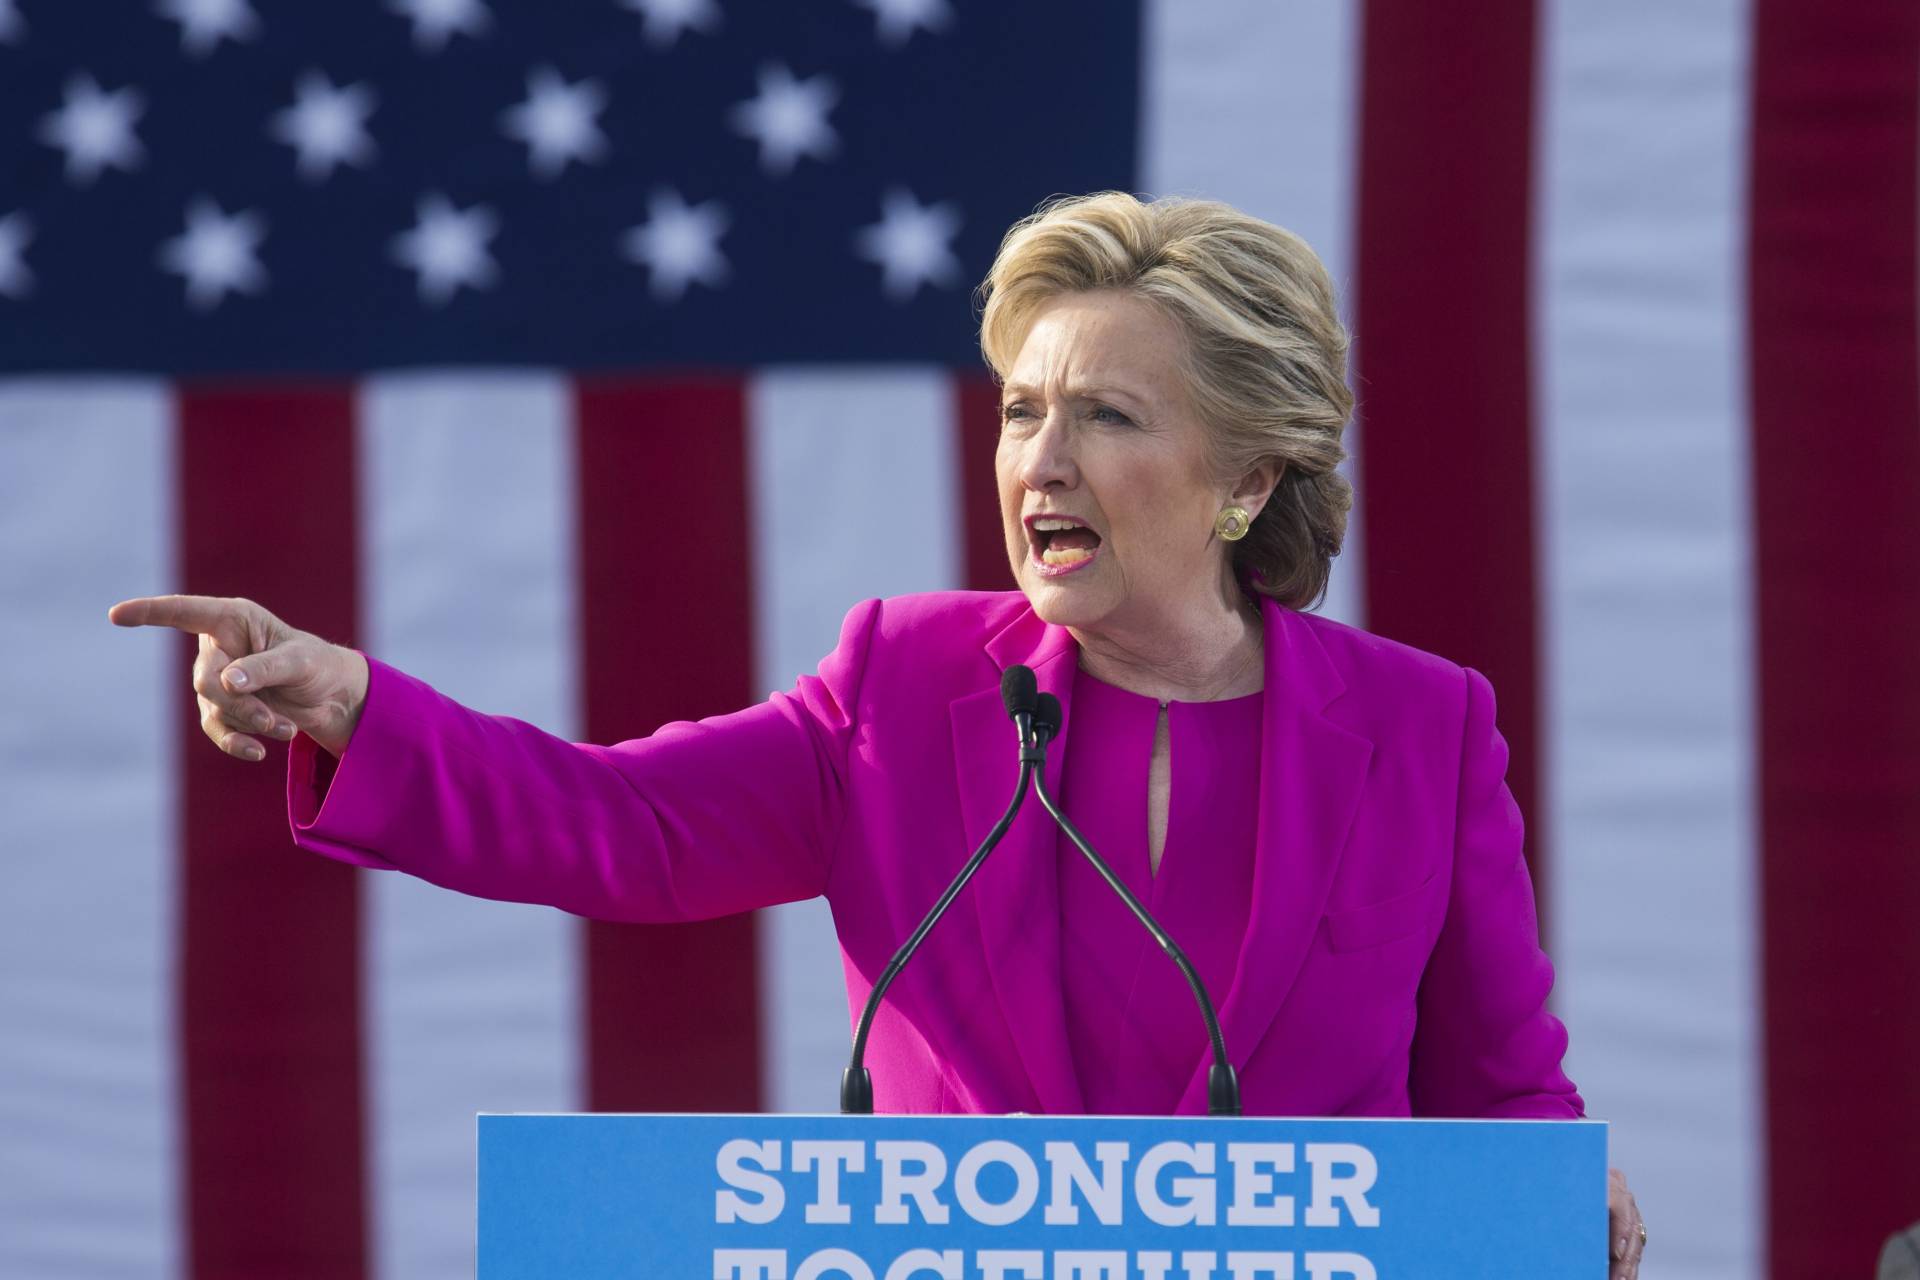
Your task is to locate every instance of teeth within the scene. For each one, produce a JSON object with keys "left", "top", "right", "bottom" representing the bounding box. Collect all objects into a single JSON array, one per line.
[
  {"left": 1041, "top": 546, "right": 1094, "bottom": 567},
  {"left": 1032, "top": 517, "right": 1083, "bottom": 532}
]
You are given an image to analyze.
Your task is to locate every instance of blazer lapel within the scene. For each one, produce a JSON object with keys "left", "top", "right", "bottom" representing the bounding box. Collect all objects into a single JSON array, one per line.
[
  {"left": 1174, "top": 597, "right": 1374, "bottom": 1113},
  {"left": 949, "top": 606, "right": 1087, "bottom": 1115}
]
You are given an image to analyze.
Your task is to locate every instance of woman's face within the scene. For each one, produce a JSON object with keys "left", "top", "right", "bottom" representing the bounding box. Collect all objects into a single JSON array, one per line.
[{"left": 996, "top": 289, "right": 1248, "bottom": 634}]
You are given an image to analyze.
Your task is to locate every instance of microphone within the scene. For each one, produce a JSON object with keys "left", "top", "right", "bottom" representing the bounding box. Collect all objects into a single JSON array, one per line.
[
  {"left": 1028, "top": 692, "right": 1243, "bottom": 1117},
  {"left": 1003, "top": 664, "right": 1038, "bottom": 752},
  {"left": 1032, "top": 691, "right": 1061, "bottom": 747},
  {"left": 840, "top": 664, "right": 1044, "bottom": 1113}
]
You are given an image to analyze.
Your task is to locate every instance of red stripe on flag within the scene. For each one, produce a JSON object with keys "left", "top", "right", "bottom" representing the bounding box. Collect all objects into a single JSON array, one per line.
[
  {"left": 574, "top": 378, "right": 764, "bottom": 1112},
  {"left": 955, "top": 373, "right": 1016, "bottom": 593},
  {"left": 1748, "top": 3, "right": 1920, "bottom": 1271},
  {"left": 176, "top": 385, "right": 367, "bottom": 1277},
  {"left": 1354, "top": 4, "right": 1548, "bottom": 909}
]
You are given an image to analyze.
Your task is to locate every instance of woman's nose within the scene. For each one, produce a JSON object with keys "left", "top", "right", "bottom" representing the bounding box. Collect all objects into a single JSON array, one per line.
[{"left": 1017, "top": 413, "right": 1078, "bottom": 491}]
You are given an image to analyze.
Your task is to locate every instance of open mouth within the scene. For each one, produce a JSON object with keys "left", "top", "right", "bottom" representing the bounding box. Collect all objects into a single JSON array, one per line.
[{"left": 1026, "top": 515, "right": 1103, "bottom": 575}]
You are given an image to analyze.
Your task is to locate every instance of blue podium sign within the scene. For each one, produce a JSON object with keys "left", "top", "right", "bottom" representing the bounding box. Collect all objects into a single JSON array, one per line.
[{"left": 479, "top": 1113, "right": 1606, "bottom": 1278}]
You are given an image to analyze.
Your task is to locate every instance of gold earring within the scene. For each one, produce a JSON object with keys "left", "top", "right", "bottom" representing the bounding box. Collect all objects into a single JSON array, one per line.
[{"left": 1215, "top": 505, "right": 1251, "bottom": 542}]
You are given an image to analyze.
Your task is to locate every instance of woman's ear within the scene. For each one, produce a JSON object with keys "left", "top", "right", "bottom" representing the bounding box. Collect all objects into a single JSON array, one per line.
[{"left": 1232, "top": 459, "right": 1287, "bottom": 523}]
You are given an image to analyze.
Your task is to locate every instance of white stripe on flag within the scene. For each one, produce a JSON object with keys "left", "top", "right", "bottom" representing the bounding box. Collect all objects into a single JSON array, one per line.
[
  {"left": 0, "top": 382, "right": 182, "bottom": 1278},
  {"left": 359, "top": 372, "right": 583, "bottom": 1280},
  {"left": 1534, "top": 3, "right": 1761, "bottom": 1276},
  {"left": 747, "top": 367, "right": 963, "bottom": 1113},
  {"left": 1140, "top": 0, "right": 1365, "bottom": 626}
]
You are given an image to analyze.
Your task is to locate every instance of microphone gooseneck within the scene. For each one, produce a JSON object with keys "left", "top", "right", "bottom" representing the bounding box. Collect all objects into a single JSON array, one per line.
[
  {"left": 841, "top": 665, "right": 1043, "bottom": 1114},
  {"left": 840, "top": 667, "right": 1241, "bottom": 1118}
]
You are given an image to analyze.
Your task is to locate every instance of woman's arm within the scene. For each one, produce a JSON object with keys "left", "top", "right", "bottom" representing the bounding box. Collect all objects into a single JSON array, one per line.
[
  {"left": 286, "top": 597, "right": 883, "bottom": 923},
  {"left": 1406, "top": 664, "right": 1585, "bottom": 1119}
]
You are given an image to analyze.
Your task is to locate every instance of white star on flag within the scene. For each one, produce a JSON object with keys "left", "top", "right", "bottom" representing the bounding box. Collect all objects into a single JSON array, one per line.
[
  {"left": 37, "top": 74, "right": 146, "bottom": 186},
  {"left": 851, "top": 0, "right": 952, "bottom": 48},
  {"left": 619, "top": 0, "right": 720, "bottom": 49},
  {"left": 0, "top": 0, "right": 25, "bottom": 44},
  {"left": 728, "top": 62, "right": 839, "bottom": 177},
  {"left": 853, "top": 186, "right": 962, "bottom": 302},
  {"left": 388, "top": 0, "right": 490, "bottom": 53},
  {"left": 390, "top": 193, "right": 500, "bottom": 305},
  {"left": 620, "top": 189, "right": 731, "bottom": 302},
  {"left": 0, "top": 212, "right": 33, "bottom": 299},
  {"left": 270, "top": 72, "right": 377, "bottom": 182},
  {"left": 500, "top": 67, "right": 609, "bottom": 180},
  {"left": 157, "top": 199, "right": 269, "bottom": 310},
  {"left": 154, "top": 0, "right": 260, "bottom": 58}
]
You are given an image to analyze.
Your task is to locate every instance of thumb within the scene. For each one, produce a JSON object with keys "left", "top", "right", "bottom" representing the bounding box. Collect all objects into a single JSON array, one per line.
[{"left": 221, "top": 640, "right": 307, "bottom": 696}]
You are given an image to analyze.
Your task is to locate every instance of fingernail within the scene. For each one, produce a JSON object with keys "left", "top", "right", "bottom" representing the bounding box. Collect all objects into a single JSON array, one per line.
[
  {"left": 254, "top": 712, "right": 274, "bottom": 731},
  {"left": 243, "top": 744, "right": 263, "bottom": 761},
  {"left": 1615, "top": 1238, "right": 1626, "bottom": 1259},
  {"left": 276, "top": 721, "right": 295, "bottom": 739},
  {"left": 227, "top": 668, "right": 249, "bottom": 689}
]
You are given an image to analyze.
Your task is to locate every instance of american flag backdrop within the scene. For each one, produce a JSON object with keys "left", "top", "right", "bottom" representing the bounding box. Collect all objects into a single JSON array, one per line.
[{"left": 2, "top": 1, "right": 1917, "bottom": 1277}]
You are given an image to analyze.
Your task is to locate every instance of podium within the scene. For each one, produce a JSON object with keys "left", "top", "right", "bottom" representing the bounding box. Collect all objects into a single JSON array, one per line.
[{"left": 478, "top": 1112, "right": 1607, "bottom": 1277}]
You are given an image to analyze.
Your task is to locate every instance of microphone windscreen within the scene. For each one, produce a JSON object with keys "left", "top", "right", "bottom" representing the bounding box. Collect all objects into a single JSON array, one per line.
[
  {"left": 1034, "top": 692, "right": 1063, "bottom": 738},
  {"left": 1000, "top": 664, "right": 1038, "bottom": 720}
]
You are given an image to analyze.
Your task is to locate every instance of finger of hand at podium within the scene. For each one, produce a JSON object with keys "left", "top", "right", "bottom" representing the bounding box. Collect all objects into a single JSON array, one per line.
[{"left": 1607, "top": 1166, "right": 1644, "bottom": 1278}]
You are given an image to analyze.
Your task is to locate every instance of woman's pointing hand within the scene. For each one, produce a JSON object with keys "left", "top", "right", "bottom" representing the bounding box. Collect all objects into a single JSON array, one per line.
[{"left": 107, "top": 594, "right": 369, "bottom": 760}]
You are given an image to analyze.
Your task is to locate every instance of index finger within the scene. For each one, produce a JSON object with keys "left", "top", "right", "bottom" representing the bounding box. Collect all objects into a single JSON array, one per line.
[{"left": 108, "top": 594, "right": 238, "bottom": 634}]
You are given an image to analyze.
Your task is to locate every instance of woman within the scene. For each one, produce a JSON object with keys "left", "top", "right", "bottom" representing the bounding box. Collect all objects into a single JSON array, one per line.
[{"left": 111, "top": 191, "right": 1646, "bottom": 1275}]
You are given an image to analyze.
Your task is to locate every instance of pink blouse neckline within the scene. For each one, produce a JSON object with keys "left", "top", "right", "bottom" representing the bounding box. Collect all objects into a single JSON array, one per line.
[{"left": 1054, "top": 660, "right": 1264, "bottom": 1114}]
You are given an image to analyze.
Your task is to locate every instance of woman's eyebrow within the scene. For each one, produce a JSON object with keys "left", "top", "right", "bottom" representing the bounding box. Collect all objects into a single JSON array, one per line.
[{"left": 1000, "top": 380, "right": 1149, "bottom": 408}]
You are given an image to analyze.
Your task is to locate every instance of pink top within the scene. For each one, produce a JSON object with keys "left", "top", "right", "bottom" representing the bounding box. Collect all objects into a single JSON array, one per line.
[
  {"left": 1057, "top": 666, "right": 1262, "bottom": 1115},
  {"left": 284, "top": 590, "right": 1585, "bottom": 1118}
]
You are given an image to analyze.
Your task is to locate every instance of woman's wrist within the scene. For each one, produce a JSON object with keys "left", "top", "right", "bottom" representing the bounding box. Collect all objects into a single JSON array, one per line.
[{"left": 310, "top": 646, "right": 369, "bottom": 759}]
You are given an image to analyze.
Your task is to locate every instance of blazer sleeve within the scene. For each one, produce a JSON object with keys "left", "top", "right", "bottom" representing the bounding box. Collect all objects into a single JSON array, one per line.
[
  {"left": 1407, "top": 664, "right": 1587, "bottom": 1119},
  {"left": 282, "top": 597, "right": 883, "bottom": 923}
]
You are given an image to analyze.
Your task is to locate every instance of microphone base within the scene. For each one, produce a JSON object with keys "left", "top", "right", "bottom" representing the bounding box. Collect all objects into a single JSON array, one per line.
[
  {"left": 840, "top": 1066, "right": 874, "bottom": 1115},
  {"left": 1207, "top": 1062, "right": 1243, "bottom": 1117}
]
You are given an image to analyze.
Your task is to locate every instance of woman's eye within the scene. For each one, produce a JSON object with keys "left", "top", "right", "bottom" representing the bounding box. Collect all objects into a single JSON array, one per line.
[{"left": 998, "top": 403, "right": 1128, "bottom": 425}]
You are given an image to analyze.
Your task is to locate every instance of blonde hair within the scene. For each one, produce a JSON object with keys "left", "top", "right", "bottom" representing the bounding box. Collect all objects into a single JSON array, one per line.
[{"left": 974, "top": 190, "right": 1354, "bottom": 611}]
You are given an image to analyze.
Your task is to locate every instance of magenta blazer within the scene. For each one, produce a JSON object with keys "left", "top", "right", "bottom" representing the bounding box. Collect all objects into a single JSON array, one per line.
[{"left": 286, "top": 589, "right": 1584, "bottom": 1120}]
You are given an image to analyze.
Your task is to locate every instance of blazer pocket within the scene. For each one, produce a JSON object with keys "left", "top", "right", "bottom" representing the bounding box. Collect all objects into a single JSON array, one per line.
[{"left": 1323, "top": 867, "right": 1445, "bottom": 953}]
